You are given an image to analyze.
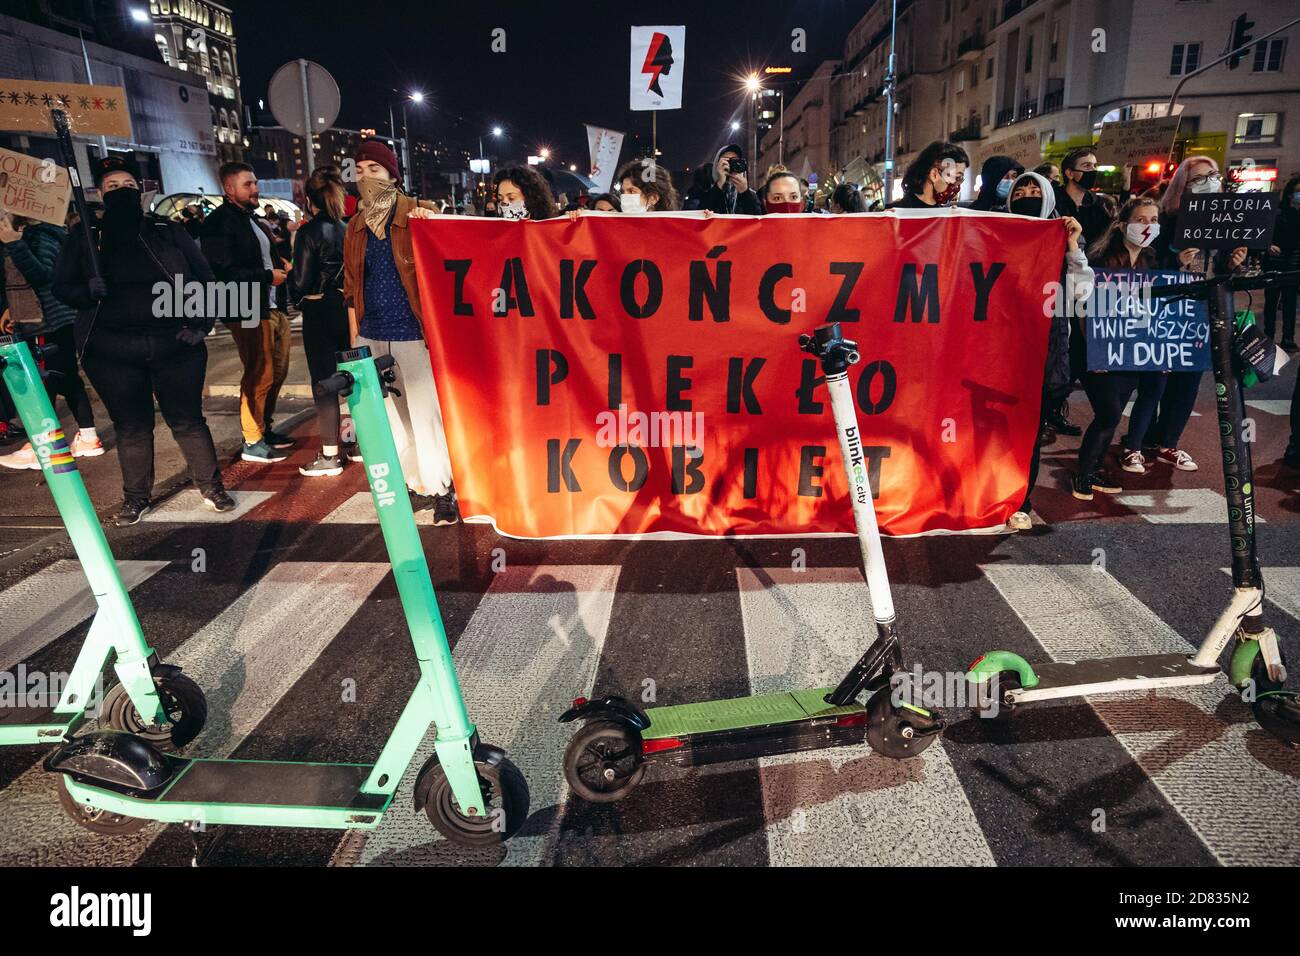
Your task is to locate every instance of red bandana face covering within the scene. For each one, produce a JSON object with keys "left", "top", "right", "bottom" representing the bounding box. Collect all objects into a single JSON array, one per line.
[
  {"left": 933, "top": 180, "right": 961, "bottom": 205},
  {"left": 765, "top": 200, "right": 803, "bottom": 214}
]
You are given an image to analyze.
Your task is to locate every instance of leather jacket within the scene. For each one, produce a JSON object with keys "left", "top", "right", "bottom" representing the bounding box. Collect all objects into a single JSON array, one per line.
[{"left": 291, "top": 213, "right": 345, "bottom": 303}]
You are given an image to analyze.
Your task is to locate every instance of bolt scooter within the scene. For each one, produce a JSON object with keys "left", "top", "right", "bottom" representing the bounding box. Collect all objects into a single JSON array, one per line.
[
  {"left": 966, "top": 267, "right": 1300, "bottom": 746},
  {"left": 559, "top": 323, "right": 944, "bottom": 802},
  {"left": 0, "top": 336, "right": 206, "bottom": 754},
  {"left": 46, "top": 348, "right": 531, "bottom": 845}
]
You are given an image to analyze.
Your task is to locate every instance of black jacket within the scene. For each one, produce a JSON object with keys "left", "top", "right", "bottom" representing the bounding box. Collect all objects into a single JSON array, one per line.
[
  {"left": 701, "top": 183, "right": 763, "bottom": 215},
  {"left": 1052, "top": 184, "right": 1113, "bottom": 248},
  {"left": 200, "top": 200, "right": 275, "bottom": 318},
  {"left": 52, "top": 216, "right": 214, "bottom": 351},
  {"left": 290, "top": 214, "right": 345, "bottom": 303}
]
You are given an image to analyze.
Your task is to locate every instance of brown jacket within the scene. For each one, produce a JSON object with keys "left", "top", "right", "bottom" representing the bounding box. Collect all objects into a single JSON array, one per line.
[{"left": 343, "top": 193, "right": 438, "bottom": 324}]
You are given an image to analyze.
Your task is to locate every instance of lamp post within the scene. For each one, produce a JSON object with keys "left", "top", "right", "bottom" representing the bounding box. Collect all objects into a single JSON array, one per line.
[
  {"left": 388, "top": 90, "right": 424, "bottom": 192},
  {"left": 882, "top": 0, "right": 900, "bottom": 203},
  {"left": 745, "top": 74, "right": 761, "bottom": 164}
]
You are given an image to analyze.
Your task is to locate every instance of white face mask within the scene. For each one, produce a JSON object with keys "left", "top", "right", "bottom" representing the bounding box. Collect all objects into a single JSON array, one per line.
[
  {"left": 620, "top": 193, "right": 647, "bottom": 214},
  {"left": 1188, "top": 175, "right": 1222, "bottom": 194},
  {"left": 1125, "top": 221, "right": 1159, "bottom": 248},
  {"left": 499, "top": 199, "right": 529, "bottom": 221}
]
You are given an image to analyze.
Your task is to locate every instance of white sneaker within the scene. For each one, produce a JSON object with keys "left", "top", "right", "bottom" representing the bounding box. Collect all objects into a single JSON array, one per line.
[
  {"left": 1121, "top": 450, "right": 1146, "bottom": 474},
  {"left": 72, "top": 432, "right": 105, "bottom": 457},
  {"left": 1007, "top": 511, "right": 1033, "bottom": 531},
  {"left": 0, "top": 443, "right": 40, "bottom": 470},
  {"left": 1158, "top": 447, "right": 1198, "bottom": 472}
]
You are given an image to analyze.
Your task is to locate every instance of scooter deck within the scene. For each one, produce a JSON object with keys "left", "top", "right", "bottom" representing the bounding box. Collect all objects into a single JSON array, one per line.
[
  {"left": 0, "top": 704, "right": 81, "bottom": 745},
  {"left": 1017, "top": 653, "right": 1221, "bottom": 703},
  {"left": 157, "top": 759, "right": 389, "bottom": 810},
  {"left": 644, "top": 687, "right": 862, "bottom": 738}
]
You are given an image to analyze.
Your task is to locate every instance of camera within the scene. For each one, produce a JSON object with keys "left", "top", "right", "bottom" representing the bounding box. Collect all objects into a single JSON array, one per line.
[{"left": 726, "top": 157, "right": 747, "bottom": 175}]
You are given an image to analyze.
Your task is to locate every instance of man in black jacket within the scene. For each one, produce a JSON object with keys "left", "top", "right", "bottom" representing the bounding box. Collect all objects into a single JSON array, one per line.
[
  {"left": 201, "top": 162, "right": 293, "bottom": 464},
  {"left": 700, "top": 144, "right": 763, "bottom": 215},
  {"left": 1052, "top": 147, "right": 1114, "bottom": 249}
]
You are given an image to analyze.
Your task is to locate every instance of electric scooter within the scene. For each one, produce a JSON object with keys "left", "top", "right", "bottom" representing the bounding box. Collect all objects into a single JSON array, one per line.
[
  {"left": 0, "top": 336, "right": 206, "bottom": 752},
  {"left": 46, "top": 347, "right": 531, "bottom": 845},
  {"left": 966, "top": 267, "right": 1300, "bottom": 746},
  {"left": 559, "top": 323, "right": 944, "bottom": 802}
]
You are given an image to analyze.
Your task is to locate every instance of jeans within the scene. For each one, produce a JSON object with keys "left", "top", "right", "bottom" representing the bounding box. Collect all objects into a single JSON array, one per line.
[
  {"left": 1121, "top": 372, "right": 1168, "bottom": 452},
  {"left": 1148, "top": 370, "right": 1203, "bottom": 449},
  {"left": 1291, "top": 361, "right": 1299, "bottom": 449},
  {"left": 1079, "top": 371, "right": 1139, "bottom": 476},
  {"left": 300, "top": 295, "right": 351, "bottom": 447},
  {"left": 37, "top": 324, "right": 95, "bottom": 430},
  {"left": 81, "top": 328, "right": 221, "bottom": 501},
  {"left": 224, "top": 308, "right": 291, "bottom": 444}
]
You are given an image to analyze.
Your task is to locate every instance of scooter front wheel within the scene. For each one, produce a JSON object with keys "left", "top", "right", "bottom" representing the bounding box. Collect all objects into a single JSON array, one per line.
[
  {"left": 56, "top": 780, "right": 149, "bottom": 836},
  {"left": 422, "top": 751, "right": 529, "bottom": 846},
  {"left": 1250, "top": 652, "right": 1300, "bottom": 747},
  {"left": 865, "top": 690, "right": 941, "bottom": 759},
  {"left": 102, "top": 672, "right": 207, "bottom": 752},
  {"left": 564, "top": 720, "right": 645, "bottom": 803}
]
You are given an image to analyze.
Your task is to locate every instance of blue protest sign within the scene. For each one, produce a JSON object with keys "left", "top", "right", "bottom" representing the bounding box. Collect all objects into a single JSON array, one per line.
[{"left": 1086, "top": 270, "right": 1210, "bottom": 372}]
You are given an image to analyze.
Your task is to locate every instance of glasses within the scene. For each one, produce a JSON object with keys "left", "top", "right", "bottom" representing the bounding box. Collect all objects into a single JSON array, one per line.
[{"left": 1188, "top": 173, "right": 1222, "bottom": 188}]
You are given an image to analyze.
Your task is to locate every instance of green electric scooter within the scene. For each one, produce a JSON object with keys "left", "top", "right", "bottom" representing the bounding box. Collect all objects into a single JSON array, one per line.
[
  {"left": 559, "top": 323, "right": 944, "bottom": 802},
  {"left": 0, "top": 335, "right": 206, "bottom": 751},
  {"left": 46, "top": 347, "right": 530, "bottom": 846}
]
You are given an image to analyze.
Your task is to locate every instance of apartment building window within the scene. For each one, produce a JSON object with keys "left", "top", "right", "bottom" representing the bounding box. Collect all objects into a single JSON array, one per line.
[
  {"left": 956, "top": 70, "right": 965, "bottom": 93},
  {"left": 987, "top": 56, "right": 995, "bottom": 79},
  {"left": 1234, "top": 112, "right": 1280, "bottom": 145},
  {"left": 972, "top": 62, "right": 979, "bottom": 88},
  {"left": 1025, "top": 36, "right": 1033, "bottom": 73},
  {"left": 1050, "top": 20, "right": 1059, "bottom": 62},
  {"left": 944, "top": 0, "right": 951, "bottom": 22},
  {"left": 1253, "top": 38, "right": 1285, "bottom": 73},
  {"left": 1170, "top": 42, "right": 1201, "bottom": 75}
]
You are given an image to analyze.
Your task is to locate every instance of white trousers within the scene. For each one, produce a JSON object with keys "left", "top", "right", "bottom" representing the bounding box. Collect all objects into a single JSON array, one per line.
[{"left": 354, "top": 336, "right": 453, "bottom": 497}]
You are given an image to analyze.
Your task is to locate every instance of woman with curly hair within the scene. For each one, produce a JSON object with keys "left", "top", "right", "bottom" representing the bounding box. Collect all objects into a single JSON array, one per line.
[
  {"left": 492, "top": 166, "right": 558, "bottom": 220},
  {"left": 616, "top": 159, "right": 680, "bottom": 212}
]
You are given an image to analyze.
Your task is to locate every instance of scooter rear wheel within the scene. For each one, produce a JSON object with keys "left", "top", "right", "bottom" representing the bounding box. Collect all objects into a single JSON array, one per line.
[
  {"left": 422, "top": 752, "right": 530, "bottom": 847},
  {"left": 865, "top": 690, "right": 941, "bottom": 758},
  {"left": 1250, "top": 651, "right": 1300, "bottom": 747},
  {"left": 102, "top": 673, "right": 207, "bottom": 751},
  {"left": 564, "top": 720, "right": 645, "bottom": 803},
  {"left": 56, "top": 780, "right": 149, "bottom": 836}
]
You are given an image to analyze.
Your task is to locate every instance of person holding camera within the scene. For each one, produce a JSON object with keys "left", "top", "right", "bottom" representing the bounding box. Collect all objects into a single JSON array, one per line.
[{"left": 700, "top": 144, "right": 762, "bottom": 215}]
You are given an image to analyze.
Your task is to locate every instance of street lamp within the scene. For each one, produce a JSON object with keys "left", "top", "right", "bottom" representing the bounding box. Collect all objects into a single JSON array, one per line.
[
  {"left": 539, "top": 147, "right": 551, "bottom": 161},
  {"left": 129, "top": 7, "right": 150, "bottom": 23},
  {"left": 388, "top": 89, "right": 425, "bottom": 192},
  {"left": 731, "top": 121, "right": 741, "bottom": 132}
]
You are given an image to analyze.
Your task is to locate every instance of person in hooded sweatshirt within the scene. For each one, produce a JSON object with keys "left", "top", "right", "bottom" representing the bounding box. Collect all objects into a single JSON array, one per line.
[
  {"left": 1003, "top": 170, "right": 1093, "bottom": 530},
  {"left": 700, "top": 144, "right": 763, "bottom": 215},
  {"left": 968, "top": 155, "right": 1023, "bottom": 213},
  {"left": 891, "top": 140, "right": 970, "bottom": 209}
]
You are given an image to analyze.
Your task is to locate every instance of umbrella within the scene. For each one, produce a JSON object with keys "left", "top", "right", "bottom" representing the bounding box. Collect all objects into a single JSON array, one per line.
[{"left": 541, "top": 167, "right": 599, "bottom": 198}]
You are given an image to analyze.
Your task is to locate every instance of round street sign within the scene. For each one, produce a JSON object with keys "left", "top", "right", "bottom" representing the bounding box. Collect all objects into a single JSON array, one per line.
[{"left": 267, "top": 59, "right": 340, "bottom": 137}]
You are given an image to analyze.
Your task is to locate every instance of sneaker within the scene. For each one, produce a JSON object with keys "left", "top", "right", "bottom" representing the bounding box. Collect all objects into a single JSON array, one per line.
[
  {"left": 1156, "top": 447, "right": 1197, "bottom": 472},
  {"left": 262, "top": 429, "right": 296, "bottom": 449},
  {"left": 1282, "top": 442, "right": 1300, "bottom": 468},
  {"left": 432, "top": 492, "right": 460, "bottom": 526},
  {"left": 0, "top": 419, "right": 25, "bottom": 443},
  {"left": 1037, "top": 423, "right": 1056, "bottom": 446},
  {"left": 1007, "top": 510, "right": 1032, "bottom": 531},
  {"left": 299, "top": 453, "right": 344, "bottom": 477},
  {"left": 343, "top": 443, "right": 364, "bottom": 463},
  {"left": 1092, "top": 469, "right": 1123, "bottom": 494},
  {"left": 115, "top": 497, "right": 151, "bottom": 527},
  {"left": 409, "top": 489, "right": 435, "bottom": 512},
  {"left": 1071, "top": 473, "right": 1094, "bottom": 501},
  {"left": 241, "top": 440, "right": 290, "bottom": 463},
  {"left": 71, "top": 432, "right": 105, "bottom": 458},
  {"left": 1120, "top": 449, "right": 1146, "bottom": 474},
  {"left": 0, "top": 442, "right": 40, "bottom": 470},
  {"left": 1048, "top": 410, "right": 1082, "bottom": 437},
  {"left": 203, "top": 488, "right": 237, "bottom": 513}
]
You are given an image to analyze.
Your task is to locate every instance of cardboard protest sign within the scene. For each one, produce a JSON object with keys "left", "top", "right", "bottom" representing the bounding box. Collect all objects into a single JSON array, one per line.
[
  {"left": 1096, "top": 116, "right": 1181, "bottom": 167},
  {"left": 1174, "top": 192, "right": 1277, "bottom": 250},
  {"left": 0, "top": 146, "right": 71, "bottom": 226},
  {"left": 0, "top": 80, "right": 132, "bottom": 139},
  {"left": 1086, "top": 270, "right": 1210, "bottom": 372}
]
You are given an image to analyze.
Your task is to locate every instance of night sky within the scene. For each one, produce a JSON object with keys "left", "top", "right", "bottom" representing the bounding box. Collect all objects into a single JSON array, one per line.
[{"left": 226, "top": 0, "right": 866, "bottom": 174}]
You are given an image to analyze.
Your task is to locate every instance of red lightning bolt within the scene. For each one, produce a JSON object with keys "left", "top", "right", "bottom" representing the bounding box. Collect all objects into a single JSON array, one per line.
[
  {"left": 642, "top": 33, "right": 667, "bottom": 93},
  {"left": 1141, "top": 225, "right": 1152, "bottom": 242}
]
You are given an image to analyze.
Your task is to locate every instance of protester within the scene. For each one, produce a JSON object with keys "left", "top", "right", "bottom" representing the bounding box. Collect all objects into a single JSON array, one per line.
[
  {"left": 681, "top": 164, "right": 715, "bottom": 211},
  {"left": 201, "top": 162, "right": 293, "bottom": 463},
  {"left": 492, "top": 165, "right": 558, "bottom": 220},
  {"left": 617, "top": 159, "right": 680, "bottom": 212},
  {"left": 0, "top": 210, "right": 102, "bottom": 470},
  {"left": 1263, "top": 174, "right": 1300, "bottom": 350},
  {"left": 830, "top": 183, "right": 866, "bottom": 214},
  {"left": 291, "top": 165, "right": 352, "bottom": 478},
  {"left": 970, "top": 155, "right": 1024, "bottom": 212},
  {"left": 1086, "top": 197, "right": 1167, "bottom": 477},
  {"left": 344, "top": 139, "right": 458, "bottom": 524},
  {"left": 997, "top": 171, "right": 1092, "bottom": 524},
  {"left": 762, "top": 170, "right": 805, "bottom": 214},
  {"left": 1146, "top": 156, "right": 1249, "bottom": 474},
  {"left": 589, "top": 193, "right": 621, "bottom": 212},
  {"left": 1034, "top": 163, "right": 1062, "bottom": 186},
  {"left": 1053, "top": 147, "right": 1113, "bottom": 248},
  {"left": 893, "top": 141, "right": 969, "bottom": 208},
  {"left": 51, "top": 156, "right": 231, "bottom": 526},
  {"left": 700, "top": 144, "right": 763, "bottom": 214}
]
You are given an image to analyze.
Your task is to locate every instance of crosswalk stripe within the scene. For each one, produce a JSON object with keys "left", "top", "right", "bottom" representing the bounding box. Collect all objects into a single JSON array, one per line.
[
  {"left": 1221, "top": 567, "right": 1300, "bottom": 624},
  {"left": 141, "top": 489, "right": 275, "bottom": 523},
  {"left": 981, "top": 563, "right": 1300, "bottom": 866},
  {"left": 322, "top": 492, "right": 438, "bottom": 525},
  {"left": 0, "top": 560, "right": 169, "bottom": 673},
  {"left": 354, "top": 565, "right": 620, "bottom": 867},
  {"left": 737, "top": 567, "right": 996, "bottom": 867},
  {"left": 0, "top": 561, "right": 389, "bottom": 867},
  {"left": 1113, "top": 488, "right": 1263, "bottom": 524},
  {"left": 1245, "top": 400, "right": 1292, "bottom": 417}
]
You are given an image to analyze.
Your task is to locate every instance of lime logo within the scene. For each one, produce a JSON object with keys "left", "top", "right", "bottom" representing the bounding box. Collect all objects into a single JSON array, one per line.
[
  {"left": 1243, "top": 482, "right": 1252, "bottom": 494},
  {"left": 1220, "top": 422, "right": 1231, "bottom": 436},
  {"left": 1226, "top": 476, "right": 1238, "bottom": 490},
  {"left": 1230, "top": 508, "right": 1241, "bottom": 521},
  {"left": 1224, "top": 450, "right": 1236, "bottom": 464},
  {"left": 1216, "top": 383, "right": 1226, "bottom": 396}
]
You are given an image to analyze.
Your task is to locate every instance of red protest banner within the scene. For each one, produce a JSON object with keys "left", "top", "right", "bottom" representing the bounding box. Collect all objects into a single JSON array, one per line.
[{"left": 410, "top": 211, "right": 1064, "bottom": 538}]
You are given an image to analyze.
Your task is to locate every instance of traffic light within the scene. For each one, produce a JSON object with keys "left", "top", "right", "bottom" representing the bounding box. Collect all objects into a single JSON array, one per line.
[{"left": 1227, "top": 12, "right": 1255, "bottom": 69}]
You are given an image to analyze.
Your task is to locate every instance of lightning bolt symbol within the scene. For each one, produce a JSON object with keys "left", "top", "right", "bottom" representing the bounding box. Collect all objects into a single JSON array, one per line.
[
  {"left": 1141, "top": 225, "right": 1152, "bottom": 241},
  {"left": 642, "top": 33, "right": 667, "bottom": 95}
]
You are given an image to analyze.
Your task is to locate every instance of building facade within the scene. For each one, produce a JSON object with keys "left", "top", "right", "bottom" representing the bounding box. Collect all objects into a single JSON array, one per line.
[{"left": 756, "top": 60, "right": 836, "bottom": 186}]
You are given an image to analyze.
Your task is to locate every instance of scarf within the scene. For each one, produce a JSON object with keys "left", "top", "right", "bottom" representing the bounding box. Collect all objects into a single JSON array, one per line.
[{"left": 359, "top": 177, "right": 399, "bottom": 240}]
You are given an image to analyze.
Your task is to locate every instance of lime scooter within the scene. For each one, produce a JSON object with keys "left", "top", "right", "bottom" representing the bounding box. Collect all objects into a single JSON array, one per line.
[
  {"left": 559, "top": 323, "right": 944, "bottom": 802},
  {"left": 0, "top": 336, "right": 206, "bottom": 753},
  {"left": 47, "top": 348, "right": 531, "bottom": 845},
  {"left": 967, "top": 267, "right": 1300, "bottom": 745}
]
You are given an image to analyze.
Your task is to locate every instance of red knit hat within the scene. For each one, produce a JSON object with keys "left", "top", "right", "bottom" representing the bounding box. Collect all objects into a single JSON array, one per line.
[{"left": 355, "top": 140, "right": 401, "bottom": 181}]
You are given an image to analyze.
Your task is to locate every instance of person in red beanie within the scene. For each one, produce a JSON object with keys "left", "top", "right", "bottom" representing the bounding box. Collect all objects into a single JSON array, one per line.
[{"left": 342, "top": 140, "right": 459, "bottom": 524}]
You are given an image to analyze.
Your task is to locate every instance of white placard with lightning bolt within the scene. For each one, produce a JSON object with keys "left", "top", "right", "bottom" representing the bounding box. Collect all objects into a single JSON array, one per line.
[{"left": 630, "top": 25, "right": 685, "bottom": 111}]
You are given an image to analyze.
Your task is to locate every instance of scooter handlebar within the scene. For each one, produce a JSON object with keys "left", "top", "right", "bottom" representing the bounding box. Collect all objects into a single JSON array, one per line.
[
  {"left": 1150, "top": 269, "right": 1300, "bottom": 300},
  {"left": 319, "top": 371, "right": 354, "bottom": 396}
]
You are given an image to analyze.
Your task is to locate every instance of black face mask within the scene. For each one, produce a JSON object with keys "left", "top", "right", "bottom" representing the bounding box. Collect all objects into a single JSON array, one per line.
[
  {"left": 102, "top": 186, "right": 142, "bottom": 220},
  {"left": 1009, "top": 196, "right": 1044, "bottom": 218},
  {"left": 1072, "top": 169, "right": 1097, "bottom": 190}
]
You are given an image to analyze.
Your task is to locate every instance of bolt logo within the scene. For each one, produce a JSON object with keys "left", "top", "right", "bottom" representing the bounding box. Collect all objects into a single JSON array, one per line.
[
  {"left": 844, "top": 426, "right": 868, "bottom": 504},
  {"left": 368, "top": 462, "right": 398, "bottom": 508},
  {"left": 641, "top": 32, "right": 674, "bottom": 96}
]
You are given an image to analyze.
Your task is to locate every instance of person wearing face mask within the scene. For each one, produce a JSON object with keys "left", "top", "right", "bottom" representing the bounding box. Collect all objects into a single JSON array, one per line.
[
  {"left": 616, "top": 159, "right": 680, "bottom": 213},
  {"left": 969, "top": 155, "right": 1023, "bottom": 213},
  {"left": 343, "top": 140, "right": 460, "bottom": 524},
  {"left": 892, "top": 141, "right": 969, "bottom": 209},
  {"left": 701, "top": 144, "right": 763, "bottom": 215},
  {"left": 1083, "top": 197, "right": 1167, "bottom": 480},
  {"left": 762, "top": 171, "right": 805, "bottom": 214},
  {"left": 51, "top": 156, "right": 232, "bottom": 526},
  {"left": 1262, "top": 174, "right": 1300, "bottom": 351},
  {"left": 1000, "top": 171, "right": 1093, "bottom": 527},
  {"left": 1141, "top": 156, "right": 1249, "bottom": 475},
  {"left": 200, "top": 162, "right": 293, "bottom": 465},
  {"left": 1052, "top": 148, "right": 1114, "bottom": 249},
  {"left": 491, "top": 166, "right": 558, "bottom": 222}
]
